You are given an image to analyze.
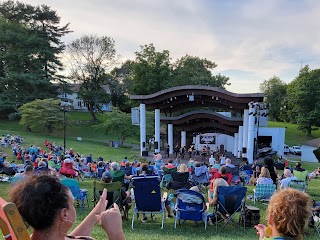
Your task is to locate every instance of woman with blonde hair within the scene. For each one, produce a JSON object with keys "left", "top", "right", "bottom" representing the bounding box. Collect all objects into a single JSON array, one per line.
[
  {"left": 256, "top": 167, "right": 273, "bottom": 185},
  {"left": 255, "top": 188, "right": 311, "bottom": 240},
  {"left": 178, "top": 163, "right": 188, "bottom": 173}
]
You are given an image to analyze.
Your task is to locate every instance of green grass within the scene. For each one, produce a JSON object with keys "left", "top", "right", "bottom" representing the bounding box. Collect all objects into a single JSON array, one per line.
[
  {"left": 1, "top": 116, "right": 320, "bottom": 239},
  {"left": 268, "top": 121, "right": 320, "bottom": 146}
]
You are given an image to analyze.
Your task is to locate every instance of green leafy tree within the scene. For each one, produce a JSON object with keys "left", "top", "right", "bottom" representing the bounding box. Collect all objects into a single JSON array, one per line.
[
  {"left": 67, "top": 35, "right": 115, "bottom": 121},
  {"left": 172, "top": 55, "right": 230, "bottom": 88},
  {"left": 259, "top": 76, "right": 287, "bottom": 121},
  {"left": 96, "top": 108, "right": 138, "bottom": 146},
  {"left": 19, "top": 98, "right": 64, "bottom": 134},
  {"left": 0, "top": 1, "right": 70, "bottom": 115},
  {"left": 131, "top": 44, "right": 172, "bottom": 95},
  {"left": 287, "top": 66, "right": 320, "bottom": 136},
  {"left": 109, "top": 60, "right": 135, "bottom": 112}
]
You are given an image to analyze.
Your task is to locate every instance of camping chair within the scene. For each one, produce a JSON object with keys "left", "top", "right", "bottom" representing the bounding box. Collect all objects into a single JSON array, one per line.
[
  {"left": 293, "top": 170, "right": 309, "bottom": 182},
  {"left": 288, "top": 180, "right": 307, "bottom": 192},
  {"left": 253, "top": 184, "right": 276, "bottom": 203},
  {"left": 111, "top": 170, "right": 125, "bottom": 183},
  {"left": 61, "top": 178, "right": 89, "bottom": 208},
  {"left": 160, "top": 167, "right": 177, "bottom": 188},
  {"left": 166, "top": 171, "right": 191, "bottom": 190},
  {"left": 131, "top": 175, "right": 167, "bottom": 229},
  {"left": 214, "top": 186, "right": 247, "bottom": 231},
  {"left": 191, "top": 165, "right": 209, "bottom": 187},
  {"left": 93, "top": 181, "right": 130, "bottom": 219},
  {"left": 0, "top": 197, "right": 31, "bottom": 240},
  {"left": 226, "top": 166, "right": 240, "bottom": 185},
  {"left": 174, "top": 189, "right": 208, "bottom": 229}
]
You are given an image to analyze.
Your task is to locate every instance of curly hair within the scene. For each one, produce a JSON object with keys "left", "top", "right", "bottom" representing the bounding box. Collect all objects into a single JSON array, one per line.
[
  {"left": 10, "top": 175, "right": 69, "bottom": 230},
  {"left": 267, "top": 188, "right": 312, "bottom": 240}
]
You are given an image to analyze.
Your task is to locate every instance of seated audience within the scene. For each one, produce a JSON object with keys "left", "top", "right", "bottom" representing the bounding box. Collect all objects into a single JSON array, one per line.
[
  {"left": 249, "top": 165, "right": 261, "bottom": 185},
  {"left": 10, "top": 175, "right": 125, "bottom": 240},
  {"left": 309, "top": 167, "right": 320, "bottom": 179},
  {"left": 280, "top": 169, "right": 298, "bottom": 190},
  {"left": 165, "top": 159, "right": 176, "bottom": 169},
  {"left": 59, "top": 158, "right": 80, "bottom": 180},
  {"left": 256, "top": 167, "right": 273, "bottom": 185},
  {"left": 255, "top": 188, "right": 311, "bottom": 240}
]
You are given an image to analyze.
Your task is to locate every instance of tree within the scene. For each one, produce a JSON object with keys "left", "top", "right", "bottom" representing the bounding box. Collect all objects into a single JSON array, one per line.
[
  {"left": 0, "top": 1, "right": 70, "bottom": 115},
  {"left": 131, "top": 44, "right": 172, "bottom": 95},
  {"left": 67, "top": 35, "right": 116, "bottom": 121},
  {"left": 96, "top": 107, "right": 138, "bottom": 146},
  {"left": 171, "top": 55, "right": 230, "bottom": 89},
  {"left": 259, "top": 76, "right": 287, "bottom": 121},
  {"left": 19, "top": 98, "right": 64, "bottom": 134},
  {"left": 109, "top": 60, "right": 135, "bottom": 112},
  {"left": 287, "top": 66, "right": 320, "bottom": 136}
]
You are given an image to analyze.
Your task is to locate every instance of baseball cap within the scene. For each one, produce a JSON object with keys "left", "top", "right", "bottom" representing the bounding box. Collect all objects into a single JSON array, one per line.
[{"left": 102, "top": 171, "right": 112, "bottom": 181}]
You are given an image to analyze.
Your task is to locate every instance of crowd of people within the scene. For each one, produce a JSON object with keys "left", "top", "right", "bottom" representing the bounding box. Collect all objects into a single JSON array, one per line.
[{"left": 2, "top": 137, "right": 320, "bottom": 239}]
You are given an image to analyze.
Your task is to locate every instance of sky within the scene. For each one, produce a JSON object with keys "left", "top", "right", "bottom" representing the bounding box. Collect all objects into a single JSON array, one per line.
[{"left": 25, "top": 0, "right": 320, "bottom": 93}]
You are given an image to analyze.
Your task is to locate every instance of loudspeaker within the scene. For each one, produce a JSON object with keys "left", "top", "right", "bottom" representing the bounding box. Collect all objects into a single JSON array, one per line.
[
  {"left": 242, "top": 147, "right": 247, "bottom": 154},
  {"left": 142, "top": 150, "right": 148, "bottom": 156},
  {"left": 142, "top": 142, "right": 146, "bottom": 148},
  {"left": 154, "top": 141, "right": 158, "bottom": 149}
]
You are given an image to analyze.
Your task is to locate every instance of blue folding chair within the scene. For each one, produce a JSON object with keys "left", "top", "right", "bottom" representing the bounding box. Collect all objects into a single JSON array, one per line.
[
  {"left": 174, "top": 189, "right": 207, "bottom": 229},
  {"left": 61, "top": 178, "right": 89, "bottom": 208},
  {"left": 214, "top": 186, "right": 247, "bottom": 231},
  {"left": 131, "top": 175, "right": 167, "bottom": 229}
]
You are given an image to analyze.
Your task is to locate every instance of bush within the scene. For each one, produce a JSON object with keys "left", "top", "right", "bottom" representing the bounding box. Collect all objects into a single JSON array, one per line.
[
  {"left": 313, "top": 148, "right": 320, "bottom": 162},
  {"left": 8, "top": 112, "right": 21, "bottom": 120}
]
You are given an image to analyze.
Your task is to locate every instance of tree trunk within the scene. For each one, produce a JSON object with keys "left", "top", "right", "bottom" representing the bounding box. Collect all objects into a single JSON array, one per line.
[{"left": 88, "top": 105, "right": 98, "bottom": 122}]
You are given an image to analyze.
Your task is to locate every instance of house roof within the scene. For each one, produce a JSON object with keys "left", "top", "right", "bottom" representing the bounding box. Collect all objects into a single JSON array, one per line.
[
  {"left": 303, "top": 138, "right": 320, "bottom": 148},
  {"left": 55, "top": 83, "right": 110, "bottom": 93}
]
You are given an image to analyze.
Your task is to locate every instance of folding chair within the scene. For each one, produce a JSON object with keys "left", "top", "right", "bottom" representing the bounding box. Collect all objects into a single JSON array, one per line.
[
  {"left": 293, "top": 170, "right": 309, "bottom": 187},
  {"left": 167, "top": 171, "right": 191, "bottom": 190},
  {"left": 160, "top": 167, "right": 177, "bottom": 188},
  {"left": 131, "top": 175, "right": 167, "bottom": 229},
  {"left": 111, "top": 170, "right": 125, "bottom": 183},
  {"left": 61, "top": 178, "right": 89, "bottom": 208},
  {"left": 253, "top": 184, "right": 276, "bottom": 203},
  {"left": 214, "top": 186, "right": 247, "bottom": 231},
  {"left": 174, "top": 189, "right": 208, "bottom": 229},
  {"left": 192, "top": 165, "right": 209, "bottom": 186},
  {"left": 226, "top": 166, "right": 241, "bottom": 185},
  {"left": 0, "top": 197, "right": 31, "bottom": 240},
  {"left": 93, "top": 181, "right": 130, "bottom": 219},
  {"left": 288, "top": 180, "right": 307, "bottom": 192}
]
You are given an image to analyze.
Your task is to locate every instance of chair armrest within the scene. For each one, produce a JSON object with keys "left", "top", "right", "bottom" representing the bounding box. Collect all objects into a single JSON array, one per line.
[
  {"left": 162, "top": 192, "right": 168, "bottom": 201},
  {"left": 206, "top": 202, "right": 210, "bottom": 212}
]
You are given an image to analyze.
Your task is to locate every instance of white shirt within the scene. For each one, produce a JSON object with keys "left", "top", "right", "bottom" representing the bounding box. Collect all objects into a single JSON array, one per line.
[
  {"left": 220, "top": 157, "right": 226, "bottom": 165},
  {"left": 280, "top": 176, "right": 298, "bottom": 189},
  {"left": 209, "top": 157, "right": 215, "bottom": 166}
]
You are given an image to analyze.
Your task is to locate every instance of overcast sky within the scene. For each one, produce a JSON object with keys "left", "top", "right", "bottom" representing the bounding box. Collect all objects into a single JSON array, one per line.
[{"left": 25, "top": 0, "right": 320, "bottom": 93}]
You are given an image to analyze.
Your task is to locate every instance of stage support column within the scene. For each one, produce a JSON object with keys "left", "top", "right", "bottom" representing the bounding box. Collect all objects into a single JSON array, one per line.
[
  {"left": 237, "top": 126, "right": 243, "bottom": 158},
  {"left": 247, "top": 102, "right": 257, "bottom": 164},
  {"left": 140, "top": 103, "right": 146, "bottom": 156},
  {"left": 154, "top": 109, "right": 160, "bottom": 153},
  {"left": 168, "top": 124, "right": 173, "bottom": 154},
  {"left": 233, "top": 133, "right": 238, "bottom": 156},
  {"left": 181, "top": 131, "right": 186, "bottom": 148},
  {"left": 242, "top": 109, "right": 249, "bottom": 158}
]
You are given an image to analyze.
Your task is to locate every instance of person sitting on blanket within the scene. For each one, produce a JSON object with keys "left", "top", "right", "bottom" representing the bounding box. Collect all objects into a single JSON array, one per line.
[{"left": 255, "top": 188, "right": 311, "bottom": 240}]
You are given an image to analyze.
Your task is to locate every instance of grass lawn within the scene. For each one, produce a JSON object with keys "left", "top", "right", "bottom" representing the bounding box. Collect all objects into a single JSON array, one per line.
[{"left": 1, "top": 116, "right": 320, "bottom": 239}]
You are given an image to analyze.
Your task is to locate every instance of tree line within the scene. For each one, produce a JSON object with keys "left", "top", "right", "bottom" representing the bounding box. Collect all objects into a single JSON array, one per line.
[
  {"left": 259, "top": 66, "right": 320, "bottom": 136},
  {"left": 0, "top": 0, "right": 230, "bottom": 122}
]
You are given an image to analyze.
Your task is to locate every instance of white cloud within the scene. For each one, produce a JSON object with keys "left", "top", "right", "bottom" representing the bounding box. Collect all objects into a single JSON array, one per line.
[{"left": 25, "top": 0, "right": 320, "bottom": 93}]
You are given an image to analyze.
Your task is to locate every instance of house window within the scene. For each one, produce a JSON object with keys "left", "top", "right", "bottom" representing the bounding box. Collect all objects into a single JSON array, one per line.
[
  {"left": 64, "top": 93, "right": 67, "bottom": 98},
  {"left": 78, "top": 101, "right": 82, "bottom": 108}
]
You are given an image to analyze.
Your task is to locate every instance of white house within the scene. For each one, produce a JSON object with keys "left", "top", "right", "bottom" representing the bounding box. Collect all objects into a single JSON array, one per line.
[
  {"left": 58, "top": 84, "right": 112, "bottom": 112},
  {"left": 301, "top": 138, "right": 320, "bottom": 162}
]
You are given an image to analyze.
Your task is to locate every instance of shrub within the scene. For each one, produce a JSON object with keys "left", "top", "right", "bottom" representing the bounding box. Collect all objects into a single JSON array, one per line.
[{"left": 8, "top": 112, "right": 21, "bottom": 120}]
